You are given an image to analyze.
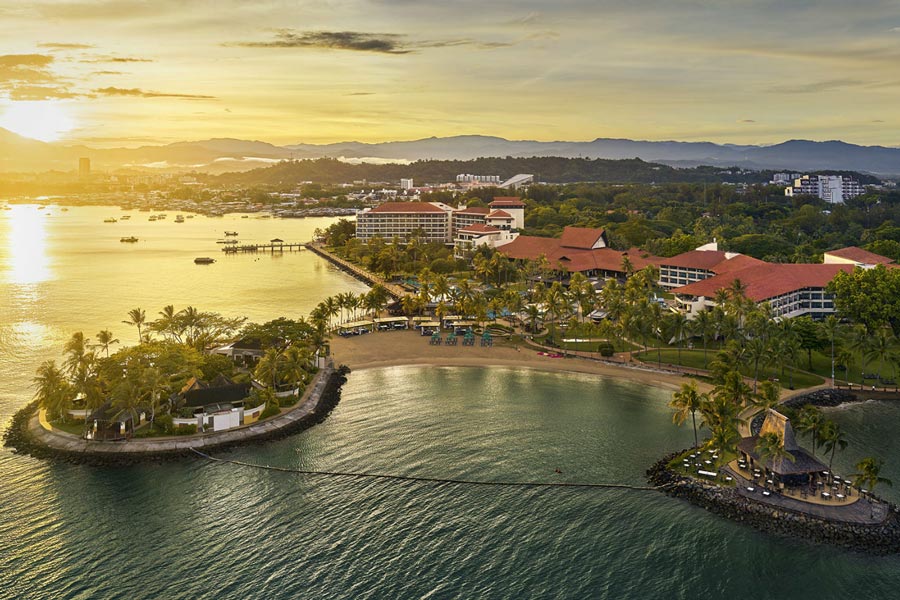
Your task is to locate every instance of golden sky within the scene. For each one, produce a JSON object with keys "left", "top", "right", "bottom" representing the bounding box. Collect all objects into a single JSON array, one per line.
[{"left": 1, "top": 0, "right": 899, "bottom": 147}]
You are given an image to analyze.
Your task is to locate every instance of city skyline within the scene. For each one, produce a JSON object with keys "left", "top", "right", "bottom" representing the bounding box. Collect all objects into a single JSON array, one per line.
[{"left": 1, "top": 1, "right": 899, "bottom": 147}]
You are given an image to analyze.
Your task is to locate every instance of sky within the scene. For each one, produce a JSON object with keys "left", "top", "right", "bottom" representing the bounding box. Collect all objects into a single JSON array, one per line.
[{"left": 0, "top": 0, "right": 899, "bottom": 147}]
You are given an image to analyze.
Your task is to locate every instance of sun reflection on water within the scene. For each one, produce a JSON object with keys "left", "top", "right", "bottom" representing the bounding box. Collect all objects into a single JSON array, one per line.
[{"left": 3, "top": 205, "right": 51, "bottom": 285}]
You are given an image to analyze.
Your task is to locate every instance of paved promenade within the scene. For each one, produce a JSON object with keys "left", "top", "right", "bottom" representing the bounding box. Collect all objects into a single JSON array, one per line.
[{"left": 27, "top": 365, "right": 334, "bottom": 456}]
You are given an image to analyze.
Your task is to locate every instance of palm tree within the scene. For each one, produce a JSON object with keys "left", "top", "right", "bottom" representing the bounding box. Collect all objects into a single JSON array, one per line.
[
  {"left": 669, "top": 380, "right": 706, "bottom": 449},
  {"left": 152, "top": 304, "right": 183, "bottom": 343},
  {"left": 853, "top": 457, "right": 892, "bottom": 493},
  {"left": 122, "top": 307, "right": 146, "bottom": 344},
  {"left": 820, "top": 315, "right": 841, "bottom": 388},
  {"left": 755, "top": 431, "right": 795, "bottom": 480},
  {"left": 714, "top": 370, "right": 753, "bottom": 407},
  {"left": 745, "top": 337, "right": 770, "bottom": 394},
  {"left": 864, "top": 328, "right": 899, "bottom": 382},
  {"left": 700, "top": 394, "right": 741, "bottom": 455},
  {"left": 63, "top": 331, "right": 88, "bottom": 376},
  {"left": 694, "top": 308, "right": 714, "bottom": 367},
  {"left": 667, "top": 312, "right": 689, "bottom": 366},
  {"left": 836, "top": 346, "right": 854, "bottom": 387},
  {"left": 820, "top": 420, "right": 848, "bottom": 475},
  {"left": 795, "top": 404, "right": 824, "bottom": 457},
  {"left": 32, "top": 360, "right": 71, "bottom": 421},
  {"left": 753, "top": 380, "right": 781, "bottom": 413},
  {"left": 95, "top": 329, "right": 119, "bottom": 358},
  {"left": 525, "top": 304, "right": 541, "bottom": 335}
]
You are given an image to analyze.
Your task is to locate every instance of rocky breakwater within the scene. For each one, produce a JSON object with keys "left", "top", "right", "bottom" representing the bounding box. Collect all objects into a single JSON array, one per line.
[
  {"left": 647, "top": 453, "right": 900, "bottom": 555},
  {"left": 3, "top": 365, "right": 351, "bottom": 465}
]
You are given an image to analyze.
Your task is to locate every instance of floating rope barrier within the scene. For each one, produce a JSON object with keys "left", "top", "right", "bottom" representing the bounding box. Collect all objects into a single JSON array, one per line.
[{"left": 191, "top": 448, "right": 665, "bottom": 491}]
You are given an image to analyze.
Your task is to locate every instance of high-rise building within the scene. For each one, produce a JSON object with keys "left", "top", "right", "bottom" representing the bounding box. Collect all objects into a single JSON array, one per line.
[
  {"left": 400, "top": 178, "right": 414, "bottom": 190},
  {"left": 78, "top": 157, "right": 91, "bottom": 178},
  {"left": 785, "top": 175, "right": 864, "bottom": 204}
]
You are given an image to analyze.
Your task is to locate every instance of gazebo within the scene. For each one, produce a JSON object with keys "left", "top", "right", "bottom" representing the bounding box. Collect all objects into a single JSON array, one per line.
[{"left": 737, "top": 409, "right": 827, "bottom": 488}]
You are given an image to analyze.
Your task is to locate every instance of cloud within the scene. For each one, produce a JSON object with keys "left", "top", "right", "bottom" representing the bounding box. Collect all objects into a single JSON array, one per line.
[
  {"left": 93, "top": 86, "right": 216, "bottom": 99},
  {"left": 738, "top": 119, "right": 756, "bottom": 123},
  {"left": 7, "top": 85, "right": 79, "bottom": 100},
  {"left": 872, "top": 119, "right": 885, "bottom": 123},
  {"left": 229, "top": 29, "right": 511, "bottom": 54},
  {"left": 232, "top": 30, "right": 410, "bottom": 54},
  {"left": 91, "top": 70, "right": 125, "bottom": 75},
  {"left": 38, "top": 42, "right": 94, "bottom": 50},
  {"left": 82, "top": 56, "right": 154, "bottom": 63},
  {"left": 0, "top": 53, "right": 54, "bottom": 68},
  {"left": 345, "top": 92, "right": 375, "bottom": 96},
  {"left": 768, "top": 78, "right": 863, "bottom": 94}
]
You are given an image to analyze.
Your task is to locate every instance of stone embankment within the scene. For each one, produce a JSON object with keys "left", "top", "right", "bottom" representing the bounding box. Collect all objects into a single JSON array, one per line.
[
  {"left": 647, "top": 453, "right": 900, "bottom": 555},
  {"left": 3, "top": 365, "right": 350, "bottom": 466}
]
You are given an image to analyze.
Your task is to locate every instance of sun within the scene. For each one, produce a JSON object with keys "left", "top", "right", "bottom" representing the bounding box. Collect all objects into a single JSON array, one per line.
[{"left": 0, "top": 101, "right": 75, "bottom": 142}]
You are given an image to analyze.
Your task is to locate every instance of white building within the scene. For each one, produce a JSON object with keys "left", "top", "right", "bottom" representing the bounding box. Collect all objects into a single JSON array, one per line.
[
  {"left": 356, "top": 202, "right": 454, "bottom": 243},
  {"left": 456, "top": 174, "right": 501, "bottom": 184},
  {"left": 400, "top": 178, "right": 414, "bottom": 190},
  {"left": 785, "top": 175, "right": 864, "bottom": 204}
]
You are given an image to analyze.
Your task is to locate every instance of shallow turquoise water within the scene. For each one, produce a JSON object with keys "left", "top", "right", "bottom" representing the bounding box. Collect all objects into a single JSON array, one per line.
[{"left": 2, "top": 205, "right": 900, "bottom": 599}]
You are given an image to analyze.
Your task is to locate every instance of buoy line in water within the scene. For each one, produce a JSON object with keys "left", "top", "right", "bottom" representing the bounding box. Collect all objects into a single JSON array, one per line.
[{"left": 191, "top": 449, "right": 665, "bottom": 491}]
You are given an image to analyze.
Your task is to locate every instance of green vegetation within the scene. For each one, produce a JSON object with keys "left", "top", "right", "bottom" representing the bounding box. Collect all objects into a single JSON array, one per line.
[{"left": 33, "top": 305, "right": 326, "bottom": 439}]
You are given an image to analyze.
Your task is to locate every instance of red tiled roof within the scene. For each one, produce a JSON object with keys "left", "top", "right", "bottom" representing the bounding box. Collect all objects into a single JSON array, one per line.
[
  {"left": 499, "top": 235, "right": 660, "bottom": 274},
  {"left": 486, "top": 209, "right": 512, "bottom": 219},
  {"left": 458, "top": 223, "right": 500, "bottom": 234},
  {"left": 490, "top": 197, "right": 525, "bottom": 207},
  {"left": 455, "top": 206, "right": 490, "bottom": 215},
  {"left": 673, "top": 263, "right": 854, "bottom": 302},
  {"left": 560, "top": 226, "right": 606, "bottom": 249},
  {"left": 368, "top": 202, "right": 447, "bottom": 213},
  {"left": 712, "top": 254, "right": 768, "bottom": 274},
  {"left": 825, "top": 246, "right": 893, "bottom": 265},
  {"left": 660, "top": 250, "right": 728, "bottom": 271}
]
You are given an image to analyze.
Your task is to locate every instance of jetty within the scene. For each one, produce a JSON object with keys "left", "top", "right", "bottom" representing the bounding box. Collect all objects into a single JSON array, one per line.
[
  {"left": 222, "top": 239, "right": 305, "bottom": 253},
  {"left": 304, "top": 243, "right": 410, "bottom": 299}
]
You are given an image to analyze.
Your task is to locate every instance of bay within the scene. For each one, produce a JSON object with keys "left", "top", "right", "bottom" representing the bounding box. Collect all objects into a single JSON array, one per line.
[{"left": 1, "top": 204, "right": 899, "bottom": 600}]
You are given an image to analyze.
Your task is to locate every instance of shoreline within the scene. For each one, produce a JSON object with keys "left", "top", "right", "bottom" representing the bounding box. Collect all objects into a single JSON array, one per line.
[
  {"left": 4, "top": 365, "right": 349, "bottom": 465},
  {"left": 330, "top": 330, "right": 695, "bottom": 392}
]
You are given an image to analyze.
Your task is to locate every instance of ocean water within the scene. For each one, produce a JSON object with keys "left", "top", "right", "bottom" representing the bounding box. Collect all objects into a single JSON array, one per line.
[{"left": 1, "top": 205, "right": 899, "bottom": 599}]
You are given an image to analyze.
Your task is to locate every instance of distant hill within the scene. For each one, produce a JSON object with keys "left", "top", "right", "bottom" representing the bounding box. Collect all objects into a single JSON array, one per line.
[{"left": 0, "top": 130, "right": 898, "bottom": 175}]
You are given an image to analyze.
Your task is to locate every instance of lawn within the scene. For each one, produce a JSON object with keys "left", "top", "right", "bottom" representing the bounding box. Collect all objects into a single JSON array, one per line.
[
  {"left": 50, "top": 419, "right": 86, "bottom": 436},
  {"left": 668, "top": 447, "right": 738, "bottom": 486},
  {"left": 634, "top": 348, "right": 826, "bottom": 390}
]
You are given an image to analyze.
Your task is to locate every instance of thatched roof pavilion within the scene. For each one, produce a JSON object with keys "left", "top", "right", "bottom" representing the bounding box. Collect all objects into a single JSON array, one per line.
[{"left": 737, "top": 409, "right": 827, "bottom": 477}]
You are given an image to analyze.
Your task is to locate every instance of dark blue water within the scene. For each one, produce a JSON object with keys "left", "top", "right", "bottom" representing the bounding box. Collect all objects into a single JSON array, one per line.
[{"left": 3, "top": 366, "right": 899, "bottom": 599}]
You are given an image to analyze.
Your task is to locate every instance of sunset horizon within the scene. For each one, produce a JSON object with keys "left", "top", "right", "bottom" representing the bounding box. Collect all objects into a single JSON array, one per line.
[{"left": 1, "top": 1, "right": 899, "bottom": 148}]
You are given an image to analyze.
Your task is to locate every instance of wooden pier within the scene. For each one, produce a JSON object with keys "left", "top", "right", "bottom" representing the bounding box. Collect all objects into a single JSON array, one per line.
[
  {"left": 304, "top": 243, "right": 410, "bottom": 299},
  {"left": 222, "top": 242, "right": 305, "bottom": 254}
]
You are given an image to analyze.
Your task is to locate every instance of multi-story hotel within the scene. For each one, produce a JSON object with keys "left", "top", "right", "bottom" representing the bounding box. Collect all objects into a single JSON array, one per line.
[{"left": 785, "top": 175, "right": 864, "bottom": 204}]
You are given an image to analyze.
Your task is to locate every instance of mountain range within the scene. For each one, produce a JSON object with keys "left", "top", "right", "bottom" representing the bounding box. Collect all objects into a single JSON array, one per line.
[{"left": 1, "top": 129, "right": 898, "bottom": 176}]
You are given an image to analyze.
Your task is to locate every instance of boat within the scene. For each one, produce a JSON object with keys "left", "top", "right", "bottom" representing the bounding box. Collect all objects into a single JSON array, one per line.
[
  {"left": 120, "top": 236, "right": 139, "bottom": 243},
  {"left": 222, "top": 239, "right": 238, "bottom": 244},
  {"left": 149, "top": 216, "right": 157, "bottom": 221},
  {"left": 120, "top": 214, "right": 130, "bottom": 220},
  {"left": 224, "top": 231, "right": 239, "bottom": 236},
  {"left": 241, "top": 215, "right": 249, "bottom": 219},
  {"left": 61, "top": 208, "right": 68, "bottom": 212},
  {"left": 194, "top": 257, "right": 216, "bottom": 264},
  {"left": 103, "top": 218, "right": 117, "bottom": 223},
  {"left": 186, "top": 215, "right": 195, "bottom": 219},
  {"left": 175, "top": 215, "right": 185, "bottom": 223}
]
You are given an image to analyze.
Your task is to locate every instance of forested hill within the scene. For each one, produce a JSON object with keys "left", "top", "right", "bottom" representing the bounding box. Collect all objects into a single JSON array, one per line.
[{"left": 212, "top": 156, "right": 850, "bottom": 186}]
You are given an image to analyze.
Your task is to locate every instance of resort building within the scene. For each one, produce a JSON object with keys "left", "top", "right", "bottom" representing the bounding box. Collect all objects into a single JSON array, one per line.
[
  {"left": 672, "top": 262, "right": 854, "bottom": 319},
  {"left": 658, "top": 249, "right": 766, "bottom": 289},
  {"left": 356, "top": 197, "right": 526, "bottom": 247},
  {"left": 823, "top": 246, "right": 894, "bottom": 268},
  {"left": 356, "top": 201, "right": 455, "bottom": 243},
  {"left": 785, "top": 175, "right": 865, "bottom": 204},
  {"left": 499, "top": 226, "right": 660, "bottom": 279}
]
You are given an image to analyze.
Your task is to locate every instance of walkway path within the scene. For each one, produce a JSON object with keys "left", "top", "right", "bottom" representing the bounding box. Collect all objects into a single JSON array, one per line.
[
  {"left": 27, "top": 364, "right": 334, "bottom": 457},
  {"left": 724, "top": 464, "right": 888, "bottom": 524},
  {"left": 305, "top": 243, "right": 410, "bottom": 299}
]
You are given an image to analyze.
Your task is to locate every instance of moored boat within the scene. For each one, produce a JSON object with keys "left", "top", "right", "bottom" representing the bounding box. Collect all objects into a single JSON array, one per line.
[
  {"left": 194, "top": 257, "right": 216, "bottom": 264},
  {"left": 120, "top": 236, "right": 139, "bottom": 243}
]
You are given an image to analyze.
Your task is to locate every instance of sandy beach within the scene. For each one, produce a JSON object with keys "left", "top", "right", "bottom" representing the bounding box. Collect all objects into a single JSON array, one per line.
[{"left": 330, "top": 330, "right": 695, "bottom": 391}]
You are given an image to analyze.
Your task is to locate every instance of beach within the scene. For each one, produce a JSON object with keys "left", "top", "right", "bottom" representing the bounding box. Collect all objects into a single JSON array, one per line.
[{"left": 330, "top": 329, "right": 693, "bottom": 391}]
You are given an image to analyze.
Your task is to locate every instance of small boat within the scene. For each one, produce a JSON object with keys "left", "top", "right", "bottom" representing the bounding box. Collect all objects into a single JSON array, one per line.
[
  {"left": 103, "top": 218, "right": 117, "bottom": 223},
  {"left": 120, "top": 236, "right": 139, "bottom": 243},
  {"left": 120, "top": 215, "right": 130, "bottom": 220},
  {"left": 222, "top": 239, "right": 238, "bottom": 244},
  {"left": 149, "top": 216, "right": 157, "bottom": 221},
  {"left": 175, "top": 215, "right": 185, "bottom": 223},
  {"left": 224, "top": 231, "right": 238, "bottom": 236},
  {"left": 194, "top": 257, "right": 216, "bottom": 264},
  {"left": 241, "top": 215, "right": 249, "bottom": 219},
  {"left": 186, "top": 215, "right": 195, "bottom": 219},
  {"left": 61, "top": 208, "right": 69, "bottom": 212}
]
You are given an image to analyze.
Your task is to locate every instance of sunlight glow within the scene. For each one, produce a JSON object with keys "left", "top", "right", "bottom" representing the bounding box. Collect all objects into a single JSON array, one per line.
[
  {"left": 4, "top": 205, "right": 51, "bottom": 285},
  {"left": 0, "top": 101, "right": 75, "bottom": 142}
]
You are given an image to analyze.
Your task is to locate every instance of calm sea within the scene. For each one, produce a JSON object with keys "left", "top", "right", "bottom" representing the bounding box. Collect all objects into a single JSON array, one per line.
[{"left": 1, "top": 205, "right": 899, "bottom": 599}]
